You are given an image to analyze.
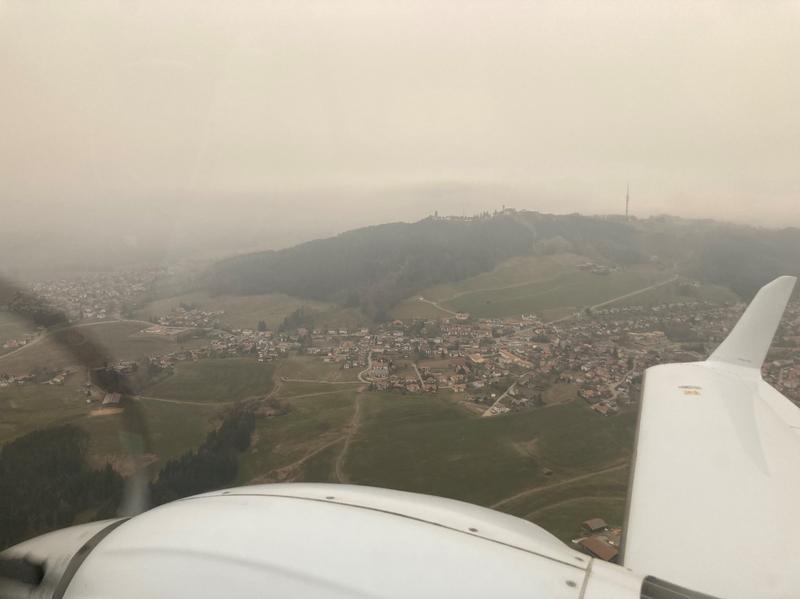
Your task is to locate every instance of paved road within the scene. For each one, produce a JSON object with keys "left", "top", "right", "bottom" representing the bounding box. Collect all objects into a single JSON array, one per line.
[
  {"left": 0, "top": 318, "right": 155, "bottom": 362},
  {"left": 481, "top": 380, "right": 519, "bottom": 417},
  {"left": 412, "top": 363, "right": 425, "bottom": 387},
  {"left": 607, "top": 369, "right": 635, "bottom": 400}
]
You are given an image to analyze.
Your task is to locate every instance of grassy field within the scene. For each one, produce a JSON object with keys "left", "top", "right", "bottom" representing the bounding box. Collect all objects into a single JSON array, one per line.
[
  {"left": 345, "top": 394, "right": 635, "bottom": 508},
  {"left": 391, "top": 253, "right": 681, "bottom": 320},
  {"left": 495, "top": 464, "right": 630, "bottom": 518},
  {"left": 420, "top": 254, "right": 585, "bottom": 303},
  {"left": 613, "top": 278, "right": 739, "bottom": 307},
  {"left": 0, "top": 378, "right": 224, "bottom": 472},
  {"left": 542, "top": 382, "right": 579, "bottom": 405},
  {"left": 0, "top": 312, "right": 36, "bottom": 355},
  {"left": 238, "top": 389, "right": 357, "bottom": 483},
  {"left": 0, "top": 380, "right": 87, "bottom": 444},
  {"left": 531, "top": 497, "right": 627, "bottom": 542},
  {"left": 0, "top": 320, "right": 207, "bottom": 376},
  {"left": 391, "top": 254, "right": 584, "bottom": 319},
  {"left": 444, "top": 268, "right": 669, "bottom": 318},
  {"left": 2, "top": 349, "right": 636, "bottom": 543},
  {"left": 276, "top": 355, "right": 360, "bottom": 383},
  {"left": 237, "top": 379, "right": 637, "bottom": 542},
  {"left": 144, "top": 358, "right": 275, "bottom": 403},
  {"left": 134, "top": 291, "right": 369, "bottom": 331}
]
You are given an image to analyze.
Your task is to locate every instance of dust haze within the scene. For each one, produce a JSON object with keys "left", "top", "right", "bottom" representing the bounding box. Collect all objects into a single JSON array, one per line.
[{"left": 1, "top": 1, "right": 799, "bottom": 274}]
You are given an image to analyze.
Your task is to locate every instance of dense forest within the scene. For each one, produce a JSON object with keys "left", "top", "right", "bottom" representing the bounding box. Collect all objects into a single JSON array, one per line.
[
  {"left": 206, "top": 211, "right": 800, "bottom": 318},
  {"left": 0, "top": 407, "right": 256, "bottom": 550},
  {"left": 149, "top": 408, "right": 256, "bottom": 506},
  {"left": 0, "top": 426, "right": 123, "bottom": 549}
]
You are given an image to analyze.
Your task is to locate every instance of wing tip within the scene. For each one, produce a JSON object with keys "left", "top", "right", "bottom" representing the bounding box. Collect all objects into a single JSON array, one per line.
[{"left": 708, "top": 275, "right": 796, "bottom": 369}]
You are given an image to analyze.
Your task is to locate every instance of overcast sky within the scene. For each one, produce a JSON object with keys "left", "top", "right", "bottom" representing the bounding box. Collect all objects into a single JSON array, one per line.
[{"left": 1, "top": 1, "right": 799, "bottom": 269}]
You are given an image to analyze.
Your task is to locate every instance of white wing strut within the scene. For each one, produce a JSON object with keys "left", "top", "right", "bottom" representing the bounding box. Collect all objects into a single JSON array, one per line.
[{"left": 623, "top": 276, "right": 799, "bottom": 599}]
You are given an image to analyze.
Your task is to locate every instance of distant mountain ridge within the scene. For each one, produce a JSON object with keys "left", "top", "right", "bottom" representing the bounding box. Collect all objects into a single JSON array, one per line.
[{"left": 205, "top": 210, "right": 800, "bottom": 320}]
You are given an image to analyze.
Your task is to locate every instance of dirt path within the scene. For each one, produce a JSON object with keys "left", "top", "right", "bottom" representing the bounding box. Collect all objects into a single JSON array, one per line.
[
  {"left": 334, "top": 394, "right": 362, "bottom": 483},
  {"left": 442, "top": 272, "right": 567, "bottom": 303},
  {"left": 590, "top": 274, "right": 679, "bottom": 310},
  {"left": 280, "top": 389, "right": 355, "bottom": 401},
  {"left": 417, "top": 297, "right": 457, "bottom": 316},
  {"left": 256, "top": 435, "right": 347, "bottom": 483},
  {"left": 524, "top": 495, "right": 624, "bottom": 521},
  {"left": 548, "top": 275, "right": 679, "bottom": 325},
  {"left": 133, "top": 395, "right": 237, "bottom": 407},
  {"left": 490, "top": 462, "right": 629, "bottom": 510},
  {"left": 281, "top": 378, "right": 361, "bottom": 385}
]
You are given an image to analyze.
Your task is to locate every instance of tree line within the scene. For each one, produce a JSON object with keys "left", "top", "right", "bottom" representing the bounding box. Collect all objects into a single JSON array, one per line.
[
  {"left": 0, "top": 407, "right": 257, "bottom": 550},
  {"left": 0, "top": 426, "right": 123, "bottom": 549}
]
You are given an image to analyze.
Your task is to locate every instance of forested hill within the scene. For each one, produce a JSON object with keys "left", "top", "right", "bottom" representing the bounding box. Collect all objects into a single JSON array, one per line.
[{"left": 205, "top": 211, "right": 800, "bottom": 319}]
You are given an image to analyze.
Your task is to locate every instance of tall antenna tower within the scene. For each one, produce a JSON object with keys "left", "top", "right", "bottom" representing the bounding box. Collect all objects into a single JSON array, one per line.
[{"left": 625, "top": 183, "right": 630, "bottom": 220}]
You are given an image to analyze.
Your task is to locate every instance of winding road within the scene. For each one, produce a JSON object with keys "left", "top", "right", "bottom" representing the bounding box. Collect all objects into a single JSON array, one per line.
[{"left": 357, "top": 351, "right": 373, "bottom": 383}]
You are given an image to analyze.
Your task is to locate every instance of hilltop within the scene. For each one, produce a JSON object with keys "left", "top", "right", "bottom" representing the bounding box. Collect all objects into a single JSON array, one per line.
[{"left": 205, "top": 210, "right": 800, "bottom": 320}]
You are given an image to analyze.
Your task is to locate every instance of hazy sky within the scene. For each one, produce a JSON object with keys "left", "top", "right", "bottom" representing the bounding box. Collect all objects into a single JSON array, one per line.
[{"left": 1, "top": 0, "right": 799, "bottom": 269}]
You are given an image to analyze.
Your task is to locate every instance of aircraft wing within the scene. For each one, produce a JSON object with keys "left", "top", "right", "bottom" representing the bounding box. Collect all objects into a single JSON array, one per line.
[{"left": 623, "top": 276, "right": 800, "bottom": 599}]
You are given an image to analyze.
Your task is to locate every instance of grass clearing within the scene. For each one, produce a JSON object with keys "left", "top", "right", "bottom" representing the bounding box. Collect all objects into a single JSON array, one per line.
[
  {"left": 145, "top": 358, "right": 274, "bottom": 403},
  {"left": 238, "top": 389, "right": 358, "bottom": 483},
  {"left": 345, "top": 393, "right": 636, "bottom": 508},
  {"left": 0, "top": 320, "right": 207, "bottom": 375},
  {"left": 277, "top": 356, "right": 359, "bottom": 383},
  {"left": 531, "top": 497, "right": 627, "bottom": 542},
  {"left": 234, "top": 387, "right": 635, "bottom": 543},
  {"left": 134, "top": 291, "right": 369, "bottom": 331},
  {"left": 0, "top": 312, "right": 36, "bottom": 355},
  {"left": 542, "top": 383, "right": 578, "bottom": 405},
  {"left": 497, "top": 465, "right": 630, "bottom": 517},
  {"left": 422, "top": 254, "right": 585, "bottom": 302},
  {"left": 444, "top": 268, "right": 668, "bottom": 318},
  {"left": 614, "top": 278, "right": 739, "bottom": 307},
  {"left": 0, "top": 379, "right": 224, "bottom": 473},
  {"left": 0, "top": 380, "right": 87, "bottom": 444},
  {"left": 392, "top": 254, "right": 583, "bottom": 319}
]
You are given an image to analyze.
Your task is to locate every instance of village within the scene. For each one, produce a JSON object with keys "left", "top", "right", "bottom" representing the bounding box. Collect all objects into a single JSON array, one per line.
[{"left": 2, "top": 266, "right": 799, "bottom": 419}]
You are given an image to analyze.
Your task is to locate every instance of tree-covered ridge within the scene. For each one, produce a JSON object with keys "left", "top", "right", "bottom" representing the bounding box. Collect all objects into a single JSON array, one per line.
[
  {"left": 0, "top": 426, "right": 123, "bottom": 549},
  {"left": 206, "top": 211, "right": 800, "bottom": 318},
  {"left": 206, "top": 212, "right": 638, "bottom": 319}
]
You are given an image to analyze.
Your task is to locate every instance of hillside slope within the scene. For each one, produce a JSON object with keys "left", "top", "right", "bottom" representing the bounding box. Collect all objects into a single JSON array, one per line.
[{"left": 206, "top": 211, "right": 800, "bottom": 319}]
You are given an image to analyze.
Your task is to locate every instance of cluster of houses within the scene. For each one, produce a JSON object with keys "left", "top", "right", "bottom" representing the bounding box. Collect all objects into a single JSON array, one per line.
[
  {"left": 573, "top": 518, "right": 623, "bottom": 563},
  {"left": 577, "top": 262, "right": 617, "bottom": 276},
  {"left": 148, "top": 306, "right": 225, "bottom": 329},
  {"left": 1, "top": 333, "right": 37, "bottom": 351},
  {"left": 7, "top": 265, "right": 799, "bottom": 418},
  {"left": 27, "top": 267, "right": 167, "bottom": 322},
  {"left": 298, "top": 297, "right": 800, "bottom": 416},
  {"left": 0, "top": 367, "right": 76, "bottom": 387}
]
